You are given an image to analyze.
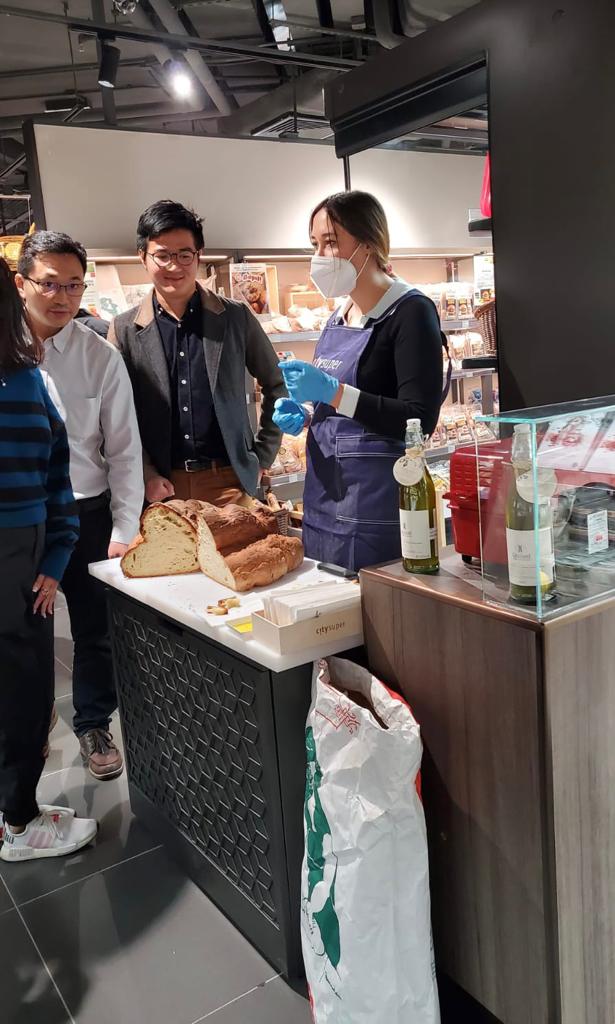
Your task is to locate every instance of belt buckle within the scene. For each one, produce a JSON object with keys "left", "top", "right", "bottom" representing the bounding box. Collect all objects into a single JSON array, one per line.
[{"left": 184, "top": 459, "right": 203, "bottom": 473}]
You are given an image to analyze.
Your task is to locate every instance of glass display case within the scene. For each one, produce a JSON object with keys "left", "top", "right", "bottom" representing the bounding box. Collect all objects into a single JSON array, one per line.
[{"left": 446, "top": 396, "right": 615, "bottom": 619}]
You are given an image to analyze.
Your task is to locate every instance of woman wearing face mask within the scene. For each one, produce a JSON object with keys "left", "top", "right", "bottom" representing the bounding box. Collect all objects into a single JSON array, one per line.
[{"left": 274, "top": 190, "right": 449, "bottom": 572}]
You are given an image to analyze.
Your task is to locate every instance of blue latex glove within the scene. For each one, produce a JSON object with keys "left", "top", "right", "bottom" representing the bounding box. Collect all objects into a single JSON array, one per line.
[
  {"left": 273, "top": 398, "right": 308, "bottom": 436},
  {"left": 279, "top": 360, "right": 340, "bottom": 405}
]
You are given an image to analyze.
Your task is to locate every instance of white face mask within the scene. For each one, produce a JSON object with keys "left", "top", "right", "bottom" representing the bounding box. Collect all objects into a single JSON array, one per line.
[{"left": 310, "top": 244, "right": 369, "bottom": 298}]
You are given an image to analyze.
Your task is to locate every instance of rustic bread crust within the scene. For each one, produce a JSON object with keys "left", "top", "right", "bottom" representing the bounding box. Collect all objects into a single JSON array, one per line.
[{"left": 121, "top": 498, "right": 303, "bottom": 590}]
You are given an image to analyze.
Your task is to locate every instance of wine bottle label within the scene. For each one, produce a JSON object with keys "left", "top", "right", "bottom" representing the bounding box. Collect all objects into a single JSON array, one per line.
[
  {"left": 506, "top": 526, "right": 555, "bottom": 586},
  {"left": 515, "top": 468, "right": 557, "bottom": 503},
  {"left": 400, "top": 509, "right": 435, "bottom": 559},
  {"left": 394, "top": 454, "right": 424, "bottom": 486},
  {"left": 587, "top": 509, "right": 609, "bottom": 554}
]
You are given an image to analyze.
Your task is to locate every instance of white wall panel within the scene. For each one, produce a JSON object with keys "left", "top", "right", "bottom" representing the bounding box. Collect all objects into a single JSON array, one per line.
[{"left": 32, "top": 124, "right": 482, "bottom": 252}]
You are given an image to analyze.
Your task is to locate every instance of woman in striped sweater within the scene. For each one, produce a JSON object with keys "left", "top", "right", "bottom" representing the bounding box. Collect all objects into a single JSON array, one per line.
[{"left": 0, "top": 258, "right": 97, "bottom": 861}]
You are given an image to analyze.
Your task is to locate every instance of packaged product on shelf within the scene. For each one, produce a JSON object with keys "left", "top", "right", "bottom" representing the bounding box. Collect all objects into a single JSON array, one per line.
[
  {"left": 450, "top": 334, "right": 467, "bottom": 367},
  {"left": 442, "top": 287, "right": 459, "bottom": 320},
  {"left": 230, "top": 263, "right": 270, "bottom": 315},
  {"left": 467, "top": 331, "right": 485, "bottom": 357},
  {"left": 278, "top": 440, "right": 303, "bottom": 474},
  {"left": 457, "top": 287, "right": 474, "bottom": 319},
  {"left": 291, "top": 429, "right": 308, "bottom": 468}
]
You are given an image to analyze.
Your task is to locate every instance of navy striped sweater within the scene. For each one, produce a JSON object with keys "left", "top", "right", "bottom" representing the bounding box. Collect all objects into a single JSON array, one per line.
[{"left": 0, "top": 366, "right": 79, "bottom": 580}]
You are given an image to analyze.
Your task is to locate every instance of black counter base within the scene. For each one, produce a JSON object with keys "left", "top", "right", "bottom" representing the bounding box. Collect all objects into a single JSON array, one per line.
[
  {"left": 129, "top": 786, "right": 304, "bottom": 979},
  {"left": 107, "top": 590, "right": 312, "bottom": 981}
]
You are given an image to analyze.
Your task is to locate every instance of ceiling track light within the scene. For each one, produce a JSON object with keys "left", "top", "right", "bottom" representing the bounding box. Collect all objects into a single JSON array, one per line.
[
  {"left": 112, "top": 0, "right": 140, "bottom": 13},
  {"left": 164, "top": 59, "right": 194, "bottom": 101},
  {"left": 98, "top": 42, "right": 121, "bottom": 89}
]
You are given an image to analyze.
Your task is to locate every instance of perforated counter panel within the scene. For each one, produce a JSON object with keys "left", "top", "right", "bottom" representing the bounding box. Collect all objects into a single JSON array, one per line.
[{"left": 108, "top": 591, "right": 311, "bottom": 977}]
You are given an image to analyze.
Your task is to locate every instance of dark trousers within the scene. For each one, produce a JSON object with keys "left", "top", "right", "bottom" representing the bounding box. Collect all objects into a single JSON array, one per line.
[
  {"left": 61, "top": 495, "right": 116, "bottom": 736},
  {"left": 0, "top": 525, "right": 54, "bottom": 826}
]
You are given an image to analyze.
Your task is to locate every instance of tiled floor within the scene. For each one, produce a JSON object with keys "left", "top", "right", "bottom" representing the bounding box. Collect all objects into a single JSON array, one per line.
[
  {"left": 1, "top": 595, "right": 498, "bottom": 1024},
  {"left": 1, "top": 595, "right": 310, "bottom": 1024}
]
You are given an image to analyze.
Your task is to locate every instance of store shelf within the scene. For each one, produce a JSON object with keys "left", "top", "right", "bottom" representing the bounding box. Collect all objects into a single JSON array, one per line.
[
  {"left": 442, "top": 318, "right": 478, "bottom": 332},
  {"left": 425, "top": 443, "right": 459, "bottom": 460},
  {"left": 268, "top": 471, "right": 306, "bottom": 488},
  {"left": 451, "top": 367, "right": 496, "bottom": 380},
  {"left": 269, "top": 332, "right": 320, "bottom": 344}
]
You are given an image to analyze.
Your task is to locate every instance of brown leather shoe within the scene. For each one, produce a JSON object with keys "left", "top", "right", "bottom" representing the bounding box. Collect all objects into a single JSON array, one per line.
[{"left": 79, "top": 729, "right": 124, "bottom": 781}]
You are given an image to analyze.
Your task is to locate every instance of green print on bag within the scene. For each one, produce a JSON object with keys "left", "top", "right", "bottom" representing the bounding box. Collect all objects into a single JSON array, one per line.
[{"left": 304, "top": 727, "right": 341, "bottom": 971}]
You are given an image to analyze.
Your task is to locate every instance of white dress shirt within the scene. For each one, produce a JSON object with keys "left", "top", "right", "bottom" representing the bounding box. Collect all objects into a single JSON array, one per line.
[{"left": 42, "top": 319, "right": 143, "bottom": 545}]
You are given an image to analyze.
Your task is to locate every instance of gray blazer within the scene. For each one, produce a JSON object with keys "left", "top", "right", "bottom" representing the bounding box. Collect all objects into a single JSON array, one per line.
[{"left": 109, "top": 285, "right": 285, "bottom": 495}]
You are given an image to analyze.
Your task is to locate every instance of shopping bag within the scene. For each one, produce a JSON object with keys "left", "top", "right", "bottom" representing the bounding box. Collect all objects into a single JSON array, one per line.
[{"left": 301, "top": 656, "right": 440, "bottom": 1024}]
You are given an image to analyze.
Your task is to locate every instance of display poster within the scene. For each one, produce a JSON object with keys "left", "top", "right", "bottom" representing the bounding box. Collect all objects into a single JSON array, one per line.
[
  {"left": 473, "top": 253, "right": 495, "bottom": 306},
  {"left": 122, "top": 283, "right": 154, "bottom": 309},
  {"left": 584, "top": 416, "right": 615, "bottom": 477},
  {"left": 230, "top": 263, "right": 270, "bottom": 316},
  {"left": 538, "top": 413, "right": 606, "bottom": 471},
  {"left": 82, "top": 260, "right": 100, "bottom": 315}
]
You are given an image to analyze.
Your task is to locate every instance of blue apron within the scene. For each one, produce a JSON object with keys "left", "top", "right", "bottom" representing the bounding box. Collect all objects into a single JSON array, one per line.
[{"left": 303, "top": 289, "right": 449, "bottom": 572}]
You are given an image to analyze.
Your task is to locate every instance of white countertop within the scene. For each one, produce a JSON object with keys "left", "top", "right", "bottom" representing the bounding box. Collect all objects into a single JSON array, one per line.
[{"left": 89, "top": 558, "right": 363, "bottom": 673}]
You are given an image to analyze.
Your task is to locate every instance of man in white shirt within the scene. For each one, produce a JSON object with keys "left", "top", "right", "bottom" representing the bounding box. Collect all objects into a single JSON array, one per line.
[{"left": 16, "top": 232, "right": 143, "bottom": 781}]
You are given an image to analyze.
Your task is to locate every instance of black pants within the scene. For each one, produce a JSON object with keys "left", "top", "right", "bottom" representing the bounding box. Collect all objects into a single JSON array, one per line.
[
  {"left": 61, "top": 495, "right": 116, "bottom": 736},
  {"left": 0, "top": 525, "right": 54, "bottom": 826}
]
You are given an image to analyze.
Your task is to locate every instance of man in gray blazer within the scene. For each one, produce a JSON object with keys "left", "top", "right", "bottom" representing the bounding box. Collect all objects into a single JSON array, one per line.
[{"left": 109, "top": 200, "right": 285, "bottom": 506}]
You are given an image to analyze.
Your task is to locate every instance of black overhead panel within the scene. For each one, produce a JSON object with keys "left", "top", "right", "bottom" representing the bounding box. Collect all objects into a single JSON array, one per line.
[
  {"left": 315, "top": 1, "right": 334, "bottom": 29},
  {"left": 325, "top": 0, "right": 615, "bottom": 413}
]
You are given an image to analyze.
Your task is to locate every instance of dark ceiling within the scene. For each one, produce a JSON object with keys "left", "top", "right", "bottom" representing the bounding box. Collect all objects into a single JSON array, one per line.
[{"left": 0, "top": 0, "right": 485, "bottom": 232}]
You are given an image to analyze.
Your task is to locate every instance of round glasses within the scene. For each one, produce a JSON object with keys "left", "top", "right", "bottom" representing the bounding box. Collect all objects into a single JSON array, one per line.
[
  {"left": 146, "top": 249, "right": 198, "bottom": 269},
  {"left": 25, "top": 278, "right": 87, "bottom": 297}
]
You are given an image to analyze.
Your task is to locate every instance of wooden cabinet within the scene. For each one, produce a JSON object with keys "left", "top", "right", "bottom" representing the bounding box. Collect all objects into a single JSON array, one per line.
[{"left": 361, "top": 562, "right": 615, "bottom": 1024}]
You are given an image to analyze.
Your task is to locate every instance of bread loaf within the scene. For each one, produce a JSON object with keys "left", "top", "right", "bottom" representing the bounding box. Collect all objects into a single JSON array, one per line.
[
  {"left": 218, "top": 535, "right": 304, "bottom": 592},
  {"left": 120, "top": 502, "right": 199, "bottom": 578},
  {"left": 121, "top": 498, "right": 303, "bottom": 591}
]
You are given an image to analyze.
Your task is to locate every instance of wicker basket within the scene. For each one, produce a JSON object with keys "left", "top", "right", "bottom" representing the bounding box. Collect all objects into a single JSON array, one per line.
[
  {"left": 0, "top": 235, "right": 26, "bottom": 271},
  {"left": 274, "top": 508, "right": 290, "bottom": 535},
  {"left": 475, "top": 299, "right": 497, "bottom": 355}
]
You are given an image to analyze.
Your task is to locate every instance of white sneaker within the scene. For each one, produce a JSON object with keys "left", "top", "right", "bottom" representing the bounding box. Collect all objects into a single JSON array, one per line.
[
  {"left": 0, "top": 805, "right": 75, "bottom": 843},
  {"left": 0, "top": 810, "right": 97, "bottom": 862}
]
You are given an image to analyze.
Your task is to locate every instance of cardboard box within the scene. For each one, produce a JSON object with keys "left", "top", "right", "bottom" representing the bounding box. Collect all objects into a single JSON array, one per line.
[{"left": 251, "top": 603, "right": 363, "bottom": 656}]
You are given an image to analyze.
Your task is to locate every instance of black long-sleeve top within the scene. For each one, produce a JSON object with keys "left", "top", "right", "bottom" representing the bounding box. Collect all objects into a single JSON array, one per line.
[{"left": 333, "top": 289, "right": 445, "bottom": 439}]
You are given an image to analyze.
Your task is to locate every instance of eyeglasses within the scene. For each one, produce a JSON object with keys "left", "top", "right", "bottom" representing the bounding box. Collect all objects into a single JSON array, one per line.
[
  {"left": 145, "top": 249, "right": 199, "bottom": 269},
  {"left": 24, "top": 278, "right": 87, "bottom": 297}
]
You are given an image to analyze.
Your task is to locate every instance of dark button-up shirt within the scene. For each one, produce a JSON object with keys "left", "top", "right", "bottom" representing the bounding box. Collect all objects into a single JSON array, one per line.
[{"left": 155, "top": 291, "right": 228, "bottom": 466}]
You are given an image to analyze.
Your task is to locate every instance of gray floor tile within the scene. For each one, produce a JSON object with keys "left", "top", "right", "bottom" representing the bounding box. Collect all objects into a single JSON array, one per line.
[
  {"left": 42, "top": 698, "right": 80, "bottom": 778},
  {"left": 0, "top": 878, "right": 14, "bottom": 916},
  {"left": 22, "top": 846, "right": 275, "bottom": 1024},
  {"left": 1, "top": 756, "right": 156, "bottom": 907},
  {"left": 53, "top": 608, "right": 73, "bottom": 669},
  {"left": 0, "top": 908, "right": 71, "bottom": 1024},
  {"left": 201, "top": 976, "right": 310, "bottom": 1024},
  {"left": 43, "top": 706, "right": 124, "bottom": 780},
  {"left": 54, "top": 658, "right": 73, "bottom": 699}
]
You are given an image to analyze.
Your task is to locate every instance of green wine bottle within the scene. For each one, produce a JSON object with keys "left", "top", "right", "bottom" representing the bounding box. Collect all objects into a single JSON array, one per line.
[
  {"left": 505, "top": 423, "right": 555, "bottom": 604},
  {"left": 398, "top": 419, "right": 439, "bottom": 574}
]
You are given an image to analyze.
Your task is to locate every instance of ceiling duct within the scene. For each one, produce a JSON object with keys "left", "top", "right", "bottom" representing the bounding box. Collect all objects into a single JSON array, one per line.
[
  {"left": 145, "top": 0, "right": 233, "bottom": 115},
  {"left": 252, "top": 113, "right": 333, "bottom": 140}
]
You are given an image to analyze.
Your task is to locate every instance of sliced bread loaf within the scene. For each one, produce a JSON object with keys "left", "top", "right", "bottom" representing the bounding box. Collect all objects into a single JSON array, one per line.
[{"left": 121, "top": 502, "right": 199, "bottom": 578}]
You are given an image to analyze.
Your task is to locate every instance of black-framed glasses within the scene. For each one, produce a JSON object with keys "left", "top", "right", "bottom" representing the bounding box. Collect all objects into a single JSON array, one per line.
[
  {"left": 24, "top": 278, "right": 87, "bottom": 297},
  {"left": 145, "top": 249, "right": 198, "bottom": 268}
]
